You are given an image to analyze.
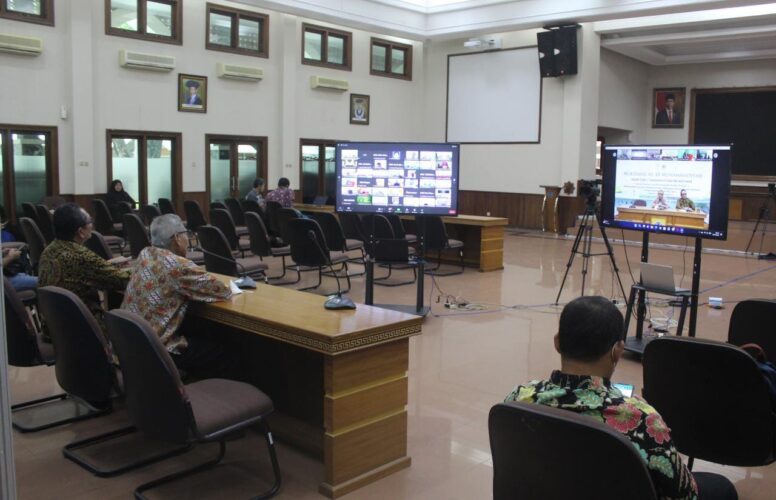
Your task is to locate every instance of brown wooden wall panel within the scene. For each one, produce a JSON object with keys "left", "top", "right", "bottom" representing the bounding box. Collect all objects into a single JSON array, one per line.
[
  {"left": 457, "top": 190, "right": 544, "bottom": 229},
  {"left": 730, "top": 185, "right": 776, "bottom": 221}
]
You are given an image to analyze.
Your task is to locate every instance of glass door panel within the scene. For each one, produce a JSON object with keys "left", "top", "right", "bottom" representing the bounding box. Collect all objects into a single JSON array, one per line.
[
  {"left": 147, "top": 139, "right": 173, "bottom": 204},
  {"left": 324, "top": 146, "right": 336, "bottom": 204},
  {"left": 301, "top": 145, "right": 320, "bottom": 204},
  {"left": 12, "top": 133, "right": 47, "bottom": 212},
  {"left": 209, "top": 143, "right": 231, "bottom": 203},
  {"left": 236, "top": 143, "right": 258, "bottom": 199},
  {"left": 111, "top": 137, "right": 140, "bottom": 203}
]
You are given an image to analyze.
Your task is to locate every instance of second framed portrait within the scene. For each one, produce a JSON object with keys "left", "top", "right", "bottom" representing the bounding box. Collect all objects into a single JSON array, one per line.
[
  {"left": 179, "top": 74, "right": 207, "bottom": 113},
  {"left": 350, "top": 94, "right": 370, "bottom": 125},
  {"left": 652, "top": 87, "right": 685, "bottom": 128}
]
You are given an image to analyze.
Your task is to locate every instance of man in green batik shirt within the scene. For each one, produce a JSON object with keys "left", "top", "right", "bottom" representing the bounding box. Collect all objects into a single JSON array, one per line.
[
  {"left": 505, "top": 296, "right": 738, "bottom": 500},
  {"left": 38, "top": 203, "right": 130, "bottom": 321},
  {"left": 676, "top": 189, "right": 696, "bottom": 211}
]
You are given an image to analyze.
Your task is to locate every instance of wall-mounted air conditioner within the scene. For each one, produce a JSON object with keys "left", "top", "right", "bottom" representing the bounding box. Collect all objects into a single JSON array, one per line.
[
  {"left": 119, "top": 49, "right": 175, "bottom": 71},
  {"left": 310, "top": 75, "right": 349, "bottom": 91},
  {"left": 0, "top": 33, "right": 42, "bottom": 55},
  {"left": 217, "top": 62, "right": 263, "bottom": 81}
]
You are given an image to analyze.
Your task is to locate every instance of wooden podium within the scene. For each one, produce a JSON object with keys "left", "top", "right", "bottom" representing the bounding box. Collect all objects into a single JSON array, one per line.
[{"left": 541, "top": 185, "right": 561, "bottom": 233}]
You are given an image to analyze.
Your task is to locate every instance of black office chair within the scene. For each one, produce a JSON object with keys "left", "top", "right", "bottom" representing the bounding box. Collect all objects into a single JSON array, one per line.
[
  {"left": 4, "top": 279, "right": 76, "bottom": 433},
  {"left": 241, "top": 198, "right": 264, "bottom": 216},
  {"left": 225, "top": 197, "right": 247, "bottom": 226},
  {"left": 728, "top": 299, "right": 776, "bottom": 364},
  {"left": 643, "top": 336, "right": 776, "bottom": 469},
  {"left": 19, "top": 217, "right": 46, "bottom": 274},
  {"left": 21, "top": 202, "right": 39, "bottom": 223},
  {"left": 85, "top": 231, "right": 120, "bottom": 262},
  {"left": 104, "top": 309, "right": 280, "bottom": 499},
  {"left": 244, "top": 212, "right": 295, "bottom": 283},
  {"left": 276, "top": 207, "right": 303, "bottom": 246},
  {"left": 385, "top": 214, "right": 417, "bottom": 244},
  {"left": 423, "top": 215, "right": 464, "bottom": 276},
  {"left": 141, "top": 204, "right": 162, "bottom": 225},
  {"left": 123, "top": 213, "right": 151, "bottom": 259},
  {"left": 265, "top": 200, "right": 283, "bottom": 239},
  {"left": 489, "top": 401, "right": 658, "bottom": 500},
  {"left": 210, "top": 200, "right": 228, "bottom": 211},
  {"left": 209, "top": 208, "right": 251, "bottom": 256},
  {"left": 158, "top": 197, "right": 176, "bottom": 215},
  {"left": 23, "top": 286, "right": 120, "bottom": 433},
  {"left": 310, "top": 212, "right": 365, "bottom": 272},
  {"left": 91, "top": 198, "right": 125, "bottom": 252},
  {"left": 34, "top": 204, "right": 55, "bottom": 243},
  {"left": 197, "top": 225, "right": 267, "bottom": 279},
  {"left": 361, "top": 214, "right": 416, "bottom": 286},
  {"left": 184, "top": 200, "right": 208, "bottom": 234},
  {"left": 286, "top": 218, "right": 350, "bottom": 293}
]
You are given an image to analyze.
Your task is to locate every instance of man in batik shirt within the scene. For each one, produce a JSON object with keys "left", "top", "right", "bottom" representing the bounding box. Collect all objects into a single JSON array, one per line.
[
  {"left": 38, "top": 203, "right": 130, "bottom": 320},
  {"left": 676, "top": 189, "right": 696, "bottom": 211},
  {"left": 265, "top": 177, "right": 295, "bottom": 208},
  {"left": 506, "top": 296, "right": 737, "bottom": 500},
  {"left": 122, "top": 214, "right": 233, "bottom": 379}
]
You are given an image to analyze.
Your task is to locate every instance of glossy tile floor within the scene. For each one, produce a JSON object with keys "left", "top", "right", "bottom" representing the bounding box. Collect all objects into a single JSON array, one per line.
[{"left": 6, "top": 222, "right": 776, "bottom": 499}]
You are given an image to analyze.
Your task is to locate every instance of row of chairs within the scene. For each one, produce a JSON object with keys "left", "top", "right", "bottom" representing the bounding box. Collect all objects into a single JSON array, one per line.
[
  {"left": 490, "top": 299, "right": 776, "bottom": 499},
  {"left": 5, "top": 281, "right": 281, "bottom": 498}
]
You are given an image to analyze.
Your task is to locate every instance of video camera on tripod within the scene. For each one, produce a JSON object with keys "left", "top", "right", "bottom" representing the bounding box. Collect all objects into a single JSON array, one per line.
[{"left": 579, "top": 179, "right": 602, "bottom": 210}]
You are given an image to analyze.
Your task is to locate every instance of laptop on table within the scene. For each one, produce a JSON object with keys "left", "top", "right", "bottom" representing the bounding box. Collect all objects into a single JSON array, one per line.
[{"left": 639, "top": 262, "right": 690, "bottom": 294}]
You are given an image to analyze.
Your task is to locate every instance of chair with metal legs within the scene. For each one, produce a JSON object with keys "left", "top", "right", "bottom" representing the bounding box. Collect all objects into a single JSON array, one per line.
[{"left": 105, "top": 309, "right": 281, "bottom": 499}]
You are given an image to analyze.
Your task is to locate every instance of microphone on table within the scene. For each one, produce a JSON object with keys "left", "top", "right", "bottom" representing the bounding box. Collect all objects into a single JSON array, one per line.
[
  {"left": 192, "top": 247, "right": 258, "bottom": 289},
  {"left": 306, "top": 230, "right": 356, "bottom": 310}
]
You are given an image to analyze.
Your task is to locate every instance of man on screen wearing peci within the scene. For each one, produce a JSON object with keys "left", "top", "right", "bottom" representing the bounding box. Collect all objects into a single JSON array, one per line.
[
  {"left": 676, "top": 189, "right": 696, "bottom": 212},
  {"left": 652, "top": 190, "right": 669, "bottom": 210}
]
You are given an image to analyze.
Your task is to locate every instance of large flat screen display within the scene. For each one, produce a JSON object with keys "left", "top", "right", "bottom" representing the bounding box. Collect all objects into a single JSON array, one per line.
[
  {"left": 335, "top": 142, "right": 460, "bottom": 215},
  {"left": 600, "top": 145, "right": 731, "bottom": 240}
]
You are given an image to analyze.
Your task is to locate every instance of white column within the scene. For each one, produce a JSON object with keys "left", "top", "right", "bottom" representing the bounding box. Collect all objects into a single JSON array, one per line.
[
  {"left": 560, "top": 24, "right": 601, "bottom": 186},
  {"left": 279, "top": 14, "right": 298, "bottom": 188},
  {"left": 70, "top": 3, "right": 96, "bottom": 195}
]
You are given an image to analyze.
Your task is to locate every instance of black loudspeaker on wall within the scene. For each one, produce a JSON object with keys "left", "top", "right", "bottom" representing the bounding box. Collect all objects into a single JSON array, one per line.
[{"left": 537, "top": 26, "right": 578, "bottom": 77}]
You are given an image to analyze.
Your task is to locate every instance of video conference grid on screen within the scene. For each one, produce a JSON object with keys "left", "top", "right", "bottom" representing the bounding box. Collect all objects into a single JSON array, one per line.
[
  {"left": 335, "top": 142, "right": 459, "bottom": 215},
  {"left": 600, "top": 145, "right": 731, "bottom": 240}
]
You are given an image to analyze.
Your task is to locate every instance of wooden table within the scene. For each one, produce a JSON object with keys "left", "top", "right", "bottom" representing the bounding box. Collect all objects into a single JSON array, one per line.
[
  {"left": 294, "top": 206, "right": 509, "bottom": 272},
  {"left": 615, "top": 207, "right": 708, "bottom": 229},
  {"left": 188, "top": 280, "right": 423, "bottom": 498}
]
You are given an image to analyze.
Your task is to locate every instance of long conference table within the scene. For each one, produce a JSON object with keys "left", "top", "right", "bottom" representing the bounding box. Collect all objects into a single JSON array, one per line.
[
  {"left": 295, "top": 204, "right": 509, "bottom": 272},
  {"left": 615, "top": 207, "right": 708, "bottom": 229},
  {"left": 187, "top": 278, "right": 423, "bottom": 498}
]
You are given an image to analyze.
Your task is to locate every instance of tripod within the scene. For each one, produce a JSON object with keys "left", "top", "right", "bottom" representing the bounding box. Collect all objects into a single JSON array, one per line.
[
  {"left": 744, "top": 183, "right": 776, "bottom": 260},
  {"left": 555, "top": 206, "right": 627, "bottom": 304}
]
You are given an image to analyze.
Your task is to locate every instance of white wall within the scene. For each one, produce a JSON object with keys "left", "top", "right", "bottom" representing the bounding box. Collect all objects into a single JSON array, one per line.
[
  {"left": 424, "top": 26, "right": 600, "bottom": 195},
  {"left": 0, "top": 0, "right": 426, "bottom": 196},
  {"left": 644, "top": 59, "right": 776, "bottom": 145},
  {"left": 598, "top": 48, "right": 648, "bottom": 142}
]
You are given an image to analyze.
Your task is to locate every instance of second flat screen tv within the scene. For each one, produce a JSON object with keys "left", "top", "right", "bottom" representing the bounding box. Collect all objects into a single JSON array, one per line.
[
  {"left": 335, "top": 142, "right": 460, "bottom": 216},
  {"left": 599, "top": 144, "right": 731, "bottom": 240}
]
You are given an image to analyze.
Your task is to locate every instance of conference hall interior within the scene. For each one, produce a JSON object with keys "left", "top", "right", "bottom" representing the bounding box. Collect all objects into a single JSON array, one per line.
[{"left": 2, "top": 1, "right": 776, "bottom": 499}]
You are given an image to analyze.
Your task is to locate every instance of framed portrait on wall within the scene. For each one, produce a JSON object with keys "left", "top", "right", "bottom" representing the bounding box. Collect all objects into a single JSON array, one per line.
[
  {"left": 179, "top": 74, "right": 207, "bottom": 113},
  {"left": 350, "top": 94, "right": 370, "bottom": 125},
  {"left": 652, "top": 87, "right": 685, "bottom": 128}
]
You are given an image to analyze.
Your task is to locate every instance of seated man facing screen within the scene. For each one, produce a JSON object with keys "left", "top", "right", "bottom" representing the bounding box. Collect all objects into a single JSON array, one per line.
[
  {"left": 505, "top": 296, "right": 737, "bottom": 500},
  {"left": 38, "top": 203, "right": 130, "bottom": 321},
  {"left": 265, "top": 177, "right": 295, "bottom": 208},
  {"left": 121, "top": 214, "right": 233, "bottom": 379}
]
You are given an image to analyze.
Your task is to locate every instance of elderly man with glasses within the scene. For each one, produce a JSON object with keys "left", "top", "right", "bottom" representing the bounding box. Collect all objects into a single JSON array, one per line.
[
  {"left": 38, "top": 203, "right": 130, "bottom": 321},
  {"left": 121, "top": 214, "right": 233, "bottom": 379}
]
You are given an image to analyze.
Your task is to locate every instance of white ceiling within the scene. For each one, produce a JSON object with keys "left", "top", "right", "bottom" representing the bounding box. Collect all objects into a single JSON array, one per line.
[{"left": 242, "top": 0, "right": 776, "bottom": 64}]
